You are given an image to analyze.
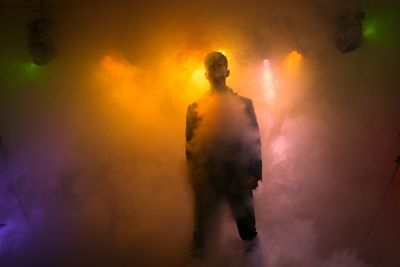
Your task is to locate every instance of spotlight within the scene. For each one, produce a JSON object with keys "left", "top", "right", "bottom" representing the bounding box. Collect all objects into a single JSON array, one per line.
[
  {"left": 285, "top": 51, "right": 303, "bottom": 75},
  {"left": 335, "top": 11, "right": 365, "bottom": 53},
  {"left": 262, "top": 59, "right": 275, "bottom": 101},
  {"left": 28, "top": 17, "right": 54, "bottom": 65}
]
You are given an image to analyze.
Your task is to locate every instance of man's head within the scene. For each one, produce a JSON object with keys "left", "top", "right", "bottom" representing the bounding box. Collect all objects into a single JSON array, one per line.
[{"left": 204, "top": 51, "right": 230, "bottom": 88}]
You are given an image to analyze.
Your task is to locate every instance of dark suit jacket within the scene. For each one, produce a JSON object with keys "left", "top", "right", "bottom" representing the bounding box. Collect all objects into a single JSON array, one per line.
[{"left": 185, "top": 89, "right": 262, "bottom": 184}]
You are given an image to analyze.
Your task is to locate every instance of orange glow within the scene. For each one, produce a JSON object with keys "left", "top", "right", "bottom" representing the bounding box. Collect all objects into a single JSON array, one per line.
[
  {"left": 101, "top": 55, "right": 123, "bottom": 76},
  {"left": 97, "top": 54, "right": 146, "bottom": 114},
  {"left": 217, "top": 49, "right": 227, "bottom": 56},
  {"left": 163, "top": 49, "right": 212, "bottom": 101},
  {"left": 97, "top": 48, "right": 231, "bottom": 113},
  {"left": 285, "top": 51, "right": 303, "bottom": 75},
  {"left": 191, "top": 67, "right": 207, "bottom": 87}
]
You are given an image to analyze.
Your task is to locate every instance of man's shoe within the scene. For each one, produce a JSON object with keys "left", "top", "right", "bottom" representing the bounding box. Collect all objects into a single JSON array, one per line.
[
  {"left": 243, "top": 236, "right": 259, "bottom": 253},
  {"left": 191, "top": 245, "right": 205, "bottom": 259}
]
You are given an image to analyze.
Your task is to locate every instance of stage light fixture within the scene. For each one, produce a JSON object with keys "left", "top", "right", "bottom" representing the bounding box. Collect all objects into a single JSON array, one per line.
[
  {"left": 335, "top": 11, "right": 365, "bottom": 53},
  {"left": 28, "top": 17, "right": 54, "bottom": 65}
]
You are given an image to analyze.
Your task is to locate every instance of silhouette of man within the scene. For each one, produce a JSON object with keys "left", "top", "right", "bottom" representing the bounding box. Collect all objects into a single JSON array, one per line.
[{"left": 185, "top": 51, "right": 262, "bottom": 258}]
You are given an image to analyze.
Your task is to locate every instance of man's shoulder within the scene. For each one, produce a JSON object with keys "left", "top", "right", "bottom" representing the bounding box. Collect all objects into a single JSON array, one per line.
[
  {"left": 187, "top": 89, "right": 254, "bottom": 109},
  {"left": 187, "top": 91, "right": 210, "bottom": 111},
  {"left": 187, "top": 99, "right": 201, "bottom": 119},
  {"left": 232, "top": 91, "right": 253, "bottom": 106},
  {"left": 187, "top": 102, "right": 198, "bottom": 114}
]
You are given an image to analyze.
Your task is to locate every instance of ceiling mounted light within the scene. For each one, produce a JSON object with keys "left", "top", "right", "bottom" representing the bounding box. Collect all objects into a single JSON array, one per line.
[
  {"left": 28, "top": 17, "right": 54, "bottom": 65},
  {"left": 335, "top": 11, "right": 365, "bottom": 53}
]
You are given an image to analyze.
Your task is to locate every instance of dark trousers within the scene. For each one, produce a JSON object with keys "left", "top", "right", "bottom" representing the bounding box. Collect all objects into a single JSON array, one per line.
[{"left": 192, "top": 185, "right": 257, "bottom": 251}]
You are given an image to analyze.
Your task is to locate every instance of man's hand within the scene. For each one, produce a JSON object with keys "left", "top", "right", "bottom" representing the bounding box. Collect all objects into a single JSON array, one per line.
[{"left": 247, "top": 175, "right": 259, "bottom": 190}]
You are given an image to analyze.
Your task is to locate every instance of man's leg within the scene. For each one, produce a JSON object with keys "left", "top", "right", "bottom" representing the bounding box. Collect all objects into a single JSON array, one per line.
[
  {"left": 192, "top": 191, "right": 206, "bottom": 258},
  {"left": 227, "top": 190, "right": 258, "bottom": 250},
  {"left": 191, "top": 186, "right": 218, "bottom": 258}
]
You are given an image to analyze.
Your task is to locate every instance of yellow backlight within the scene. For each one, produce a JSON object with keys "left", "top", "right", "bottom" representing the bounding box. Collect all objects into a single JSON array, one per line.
[{"left": 285, "top": 51, "right": 303, "bottom": 75}]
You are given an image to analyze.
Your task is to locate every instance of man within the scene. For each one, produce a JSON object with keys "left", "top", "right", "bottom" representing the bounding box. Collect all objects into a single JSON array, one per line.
[{"left": 185, "top": 51, "right": 262, "bottom": 258}]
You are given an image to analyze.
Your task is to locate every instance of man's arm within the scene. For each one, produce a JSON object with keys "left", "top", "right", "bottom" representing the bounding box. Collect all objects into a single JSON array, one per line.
[
  {"left": 245, "top": 99, "right": 263, "bottom": 182},
  {"left": 185, "top": 103, "right": 199, "bottom": 162}
]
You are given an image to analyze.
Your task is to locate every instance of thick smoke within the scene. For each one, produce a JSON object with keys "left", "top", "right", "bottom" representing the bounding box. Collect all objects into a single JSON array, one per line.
[
  {"left": 0, "top": 0, "right": 400, "bottom": 266},
  {"left": 187, "top": 91, "right": 260, "bottom": 189}
]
